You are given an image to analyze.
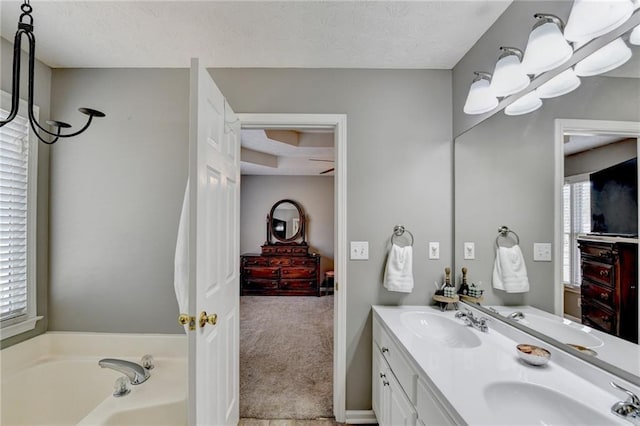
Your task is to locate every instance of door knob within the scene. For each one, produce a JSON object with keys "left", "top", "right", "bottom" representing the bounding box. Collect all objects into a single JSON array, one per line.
[{"left": 199, "top": 311, "right": 218, "bottom": 328}]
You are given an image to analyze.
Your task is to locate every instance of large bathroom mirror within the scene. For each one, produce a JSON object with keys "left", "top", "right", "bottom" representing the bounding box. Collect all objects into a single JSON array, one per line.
[
  {"left": 454, "top": 3, "right": 640, "bottom": 384},
  {"left": 267, "top": 199, "right": 306, "bottom": 244}
]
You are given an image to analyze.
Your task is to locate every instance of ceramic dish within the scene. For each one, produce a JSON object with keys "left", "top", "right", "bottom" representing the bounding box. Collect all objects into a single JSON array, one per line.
[
  {"left": 567, "top": 343, "right": 598, "bottom": 356},
  {"left": 516, "top": 344, "right": 551, "bottom": 366}
]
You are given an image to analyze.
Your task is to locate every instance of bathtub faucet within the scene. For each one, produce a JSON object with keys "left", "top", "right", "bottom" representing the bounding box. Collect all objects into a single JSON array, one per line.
[{"left": 99, "top": 358, "right": 150, "bottom": 385}]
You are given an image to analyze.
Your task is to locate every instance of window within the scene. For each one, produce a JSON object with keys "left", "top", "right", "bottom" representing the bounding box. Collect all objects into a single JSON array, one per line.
[
  {"left": 0, "top": 91, "right": 41, "bottom": 338},
  {"left": 563, "top": 176, "right": 591, "bottom": 287}
]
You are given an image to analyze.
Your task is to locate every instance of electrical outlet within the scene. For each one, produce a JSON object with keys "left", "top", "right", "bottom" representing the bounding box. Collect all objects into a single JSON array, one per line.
[
  {"left": 534, "top": 243, "right": 552, "bottom": 261},
  {"left": 429, "top": 242, "right": 440, "bottom": 260},
  {"left": 350, "top": 241, "right": 369, "bottom": 260},
  {"left": 464, "top": 242, "right": 475, "bottom": 260}
]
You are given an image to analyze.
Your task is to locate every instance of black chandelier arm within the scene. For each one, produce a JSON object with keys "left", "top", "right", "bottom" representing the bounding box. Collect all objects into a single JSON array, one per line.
[
  {"left": 29, "top": 122, "right": 60, "bottom": 145},
  {"left": 0, "top": 29, "right": 28, "bottom": 127}
]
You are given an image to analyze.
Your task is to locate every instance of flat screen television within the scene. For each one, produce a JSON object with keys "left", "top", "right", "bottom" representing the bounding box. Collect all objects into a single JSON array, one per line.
[
  {"left": 590, "top": 157, "right": 638, "bottom": 237},
  {"left": 272, "top": 218, "right": 286, "bottom": 239}
]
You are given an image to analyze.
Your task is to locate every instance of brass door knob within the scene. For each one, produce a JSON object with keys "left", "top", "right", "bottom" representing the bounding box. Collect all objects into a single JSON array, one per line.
[{"left": 199, "top": 311, "right": 218, "bottom": 328}]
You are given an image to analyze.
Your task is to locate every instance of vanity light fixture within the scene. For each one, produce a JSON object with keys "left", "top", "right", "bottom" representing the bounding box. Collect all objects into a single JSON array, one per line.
[
  {"left": 564, "top": 0, "right": 635, "bottom": 43},
  {"left": 574, "top": 37, "right": 633, "bottom": 76},
  {"left": 536, "top": 68, "right": 581, "bottom": 99},
  {"left": 504, "top": 91, "right": 542, "bottom": 116},
  {"left": 0, "top": 0, "right": 105, "bottom": 144},
  {"left": 489, "top": 47, "right": 531, "bottom": 97},
  {"left": 521, "top": 14, "right": 573, "bottom": 75},
  {"left": 463, "top": 72, "right": 499, "bottom": 115},
  {"left": 629, "top": 24, "right": 640, "bottom": 45}
]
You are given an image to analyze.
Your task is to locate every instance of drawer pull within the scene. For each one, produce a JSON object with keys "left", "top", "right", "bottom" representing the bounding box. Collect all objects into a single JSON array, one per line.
[
  {"left": 382, "top": 380, "right": 390, "bottom": 387},
  {"left": 599, "top": 293, "right": 609, "bottom": 300},
  {"left": 381, "top": 347, "right": 389, "bottom": 353},
  {"left": 602, "top": 315, "right": 611, "bottom": 323},
  {"left": 599, "top": 251, "right": 610, "bottom": 257},
  {"left": 379, "top": 372, "right": 386, "bottom": 379},
  {"left": 599, "top": 270, "right": 609, "bottom": 278}
]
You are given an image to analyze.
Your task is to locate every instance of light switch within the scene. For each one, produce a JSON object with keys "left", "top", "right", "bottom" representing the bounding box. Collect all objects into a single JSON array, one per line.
[
  {"left": 534, "top": 243, "right": 552, "bottom": 261},
  {"left": 429, "top": 242, "right": 440, "bottom": 260},
  {"left": 350, "top": 241, "right": 369, "bottom": 260},
  {"left": 464, "top": 242, "right": 475, "bottom": 260}
]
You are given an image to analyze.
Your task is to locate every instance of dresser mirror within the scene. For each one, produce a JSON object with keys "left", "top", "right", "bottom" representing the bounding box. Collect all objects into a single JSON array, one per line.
[
  {"left": 268, "top": 199, "right": 306, "bottom": 244},
  {"left": 453, "top": 1, "right": 640, "bottom": 385}
]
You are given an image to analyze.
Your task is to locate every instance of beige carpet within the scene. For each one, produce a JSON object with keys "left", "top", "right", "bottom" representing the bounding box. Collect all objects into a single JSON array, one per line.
[{"left": 240, "top": 295, "right": 334, "bottom": 419}]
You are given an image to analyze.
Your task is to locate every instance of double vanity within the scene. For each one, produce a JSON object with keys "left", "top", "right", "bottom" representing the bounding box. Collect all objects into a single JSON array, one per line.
[{"left": 372, "top": 304, "right": 640, "bottom": 425}]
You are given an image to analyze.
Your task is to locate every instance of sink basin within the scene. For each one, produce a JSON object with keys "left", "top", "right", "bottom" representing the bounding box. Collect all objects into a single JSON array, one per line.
[
  {"left": 400, "top": 311, "right": 482, "bottom": 348},
  {"left": 484, "top": 382, "right": 615, "bottom": 425},
  {"left": 514, "top": 313, "right": 603, "bottom": 349}
]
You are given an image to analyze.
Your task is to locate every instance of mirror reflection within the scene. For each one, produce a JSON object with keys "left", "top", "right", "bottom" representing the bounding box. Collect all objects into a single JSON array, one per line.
[
  {"left": 454, "top": 7, "right": 640, "bottom": 383},
  {"left": 272, "top": 201, "right": 301, "bottom": 240}
]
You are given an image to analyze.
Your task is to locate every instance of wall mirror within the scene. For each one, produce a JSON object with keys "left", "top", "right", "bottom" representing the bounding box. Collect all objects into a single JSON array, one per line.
[
  {"left": 267, "top": 199, "right": 306, "bottom": 244},
  {"left": 453, "top": 2, "right": 640, "bottom": 385}
]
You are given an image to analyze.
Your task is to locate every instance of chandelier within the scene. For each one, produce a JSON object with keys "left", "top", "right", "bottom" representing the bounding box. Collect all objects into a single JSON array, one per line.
[{"left": 0, "top": 0, "right": 105, "bottom": 144}]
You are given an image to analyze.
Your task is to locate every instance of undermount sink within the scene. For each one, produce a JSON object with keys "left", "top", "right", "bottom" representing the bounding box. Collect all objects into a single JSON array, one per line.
[
  {"left": 484, "top": 382, "right": 615, "bottom": 425},
  {"left": 400, "top": 311, "right": 482, "bottom": 348},
  {"left": 515, "top": 313, "right": 604, "bottom": 349}
]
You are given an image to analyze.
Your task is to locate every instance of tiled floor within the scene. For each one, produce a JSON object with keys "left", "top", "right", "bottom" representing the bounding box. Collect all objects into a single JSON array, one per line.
[{"left": 238, "top": 420, "right": 342, "bottom": 426}]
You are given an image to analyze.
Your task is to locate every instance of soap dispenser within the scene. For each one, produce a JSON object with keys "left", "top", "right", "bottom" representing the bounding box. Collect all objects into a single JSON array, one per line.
[
  {"left": 458, "top": 267, "right": 470, "bottom": 296},
  {"left": 443, "top": 267, "right": 455, "bottom": 298}
]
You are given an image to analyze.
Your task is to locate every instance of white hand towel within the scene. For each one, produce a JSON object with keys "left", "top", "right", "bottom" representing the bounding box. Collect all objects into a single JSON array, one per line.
[
  {"left": 383, "top": 244, "right": 414, "bottom": 293},
  {"left": 174, "top": 179, "right": 190, "bottom": 332},
  {"left": 492, "top": 244, "right": 530, "bottom": 293}
]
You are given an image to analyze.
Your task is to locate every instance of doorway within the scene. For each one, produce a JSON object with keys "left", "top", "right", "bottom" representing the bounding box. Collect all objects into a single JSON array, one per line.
[{"left": 237, "top": 113, "right": 347, "bottom": 422}]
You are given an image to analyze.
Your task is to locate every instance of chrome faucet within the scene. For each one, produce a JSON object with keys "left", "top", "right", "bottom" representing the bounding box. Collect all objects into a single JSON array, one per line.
[
  {"left": 99, "top": 358, "right": 150, "bottom": 385},
  {"left": 611, "top": 382, "right": 640, "bottom": 425},
  {"left": 455, "top": 309, "right": 489, "bottom": 332},
  {"left": 508, "top": 311, "right": 525, "bottom": 320}
]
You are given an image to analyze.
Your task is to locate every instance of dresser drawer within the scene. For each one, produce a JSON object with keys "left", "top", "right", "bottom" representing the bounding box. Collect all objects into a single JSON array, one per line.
[
  {"left": 579, "top": 242, "right": 615, "bottom": 262},
  {"left": 279, "top": 279, "right": 316, "bottom": 290},
  {"left": 581, "top": 279, "right": 615, "bottom": 310},
  {"left": 582, "top": 260, "right": 614, "bottom": 288},
  {"left": 242, "top": 257, "right": 268, "bottom": 267},
  {"left": 280, "top": 267, "right": 316, "bottom": 279},
  {"left": 243, "top": 267, "right": 279, "bottom": 279},
  {"left": 582, "top": 301, "right": 615, "bottom": 333},
  {"left": 290, "top": 257, "right": 317, "bottom": 267},
  {"left": 268, "top": 257, "right": 291, "bottom": 266},
  {"left": 243, "top": 279, "right": 279, "bottom": 290}
]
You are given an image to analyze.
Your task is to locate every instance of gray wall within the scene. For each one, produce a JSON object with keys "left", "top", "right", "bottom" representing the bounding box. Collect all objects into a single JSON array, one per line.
[
  {"left": 1, "top": 37, "right": 51, "bottom": 348},
  {"left": 565, "top": 138, "right": 637, "bottom": 177},
  {"left": 241, "top": 175, "right": 335, "bottom": 277},
  {"left": 48, "top": 68, "right": 189, "bottom": 333},
  {"left": 210, "top": 68, "right": 453, "bottom": 410}
]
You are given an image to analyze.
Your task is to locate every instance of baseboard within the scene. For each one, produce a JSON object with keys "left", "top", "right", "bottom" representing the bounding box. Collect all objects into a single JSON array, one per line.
[{"left": 345, "top": 410, "right": 377, "bottom": 424}]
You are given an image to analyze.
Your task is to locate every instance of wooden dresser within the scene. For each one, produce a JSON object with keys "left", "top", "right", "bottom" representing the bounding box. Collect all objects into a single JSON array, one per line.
[
  {"left": 578, "top": 237, "right": 638, "bottom": 343},
  {"left": 241, "top": 244, "right": 320, "bottom": 296}
]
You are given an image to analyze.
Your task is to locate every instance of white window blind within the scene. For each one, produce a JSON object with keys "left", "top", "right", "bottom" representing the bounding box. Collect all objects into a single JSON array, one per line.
[
  {"left": 563, "top": 179, "right": 591, "bottom": 286},
  {"left": 0, "top": 110, "right": 31, "bottom": 322}
]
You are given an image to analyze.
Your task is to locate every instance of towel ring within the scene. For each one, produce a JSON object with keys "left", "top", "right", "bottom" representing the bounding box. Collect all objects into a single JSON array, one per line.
[
  {"left": 496, "top": 225, "right": 520, "bottom": 248},
  {"left": 391, "top": 225, "right": 414, "bottom": 247}
]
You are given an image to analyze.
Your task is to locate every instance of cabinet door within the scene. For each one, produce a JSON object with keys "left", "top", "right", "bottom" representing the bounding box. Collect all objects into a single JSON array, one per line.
[
  {"left": 372, "top": 349, "right": 387, "bottom": 423},
  {"left": 416, "top": 378, "right": 454, "bottom": 426},
  {"left": 388, "top": 371, "right": 417, "bottom": 426}
]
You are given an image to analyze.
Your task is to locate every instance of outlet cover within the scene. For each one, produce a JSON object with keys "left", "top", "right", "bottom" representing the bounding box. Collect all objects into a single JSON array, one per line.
[
  {"left": 350, "top": 241, "right": 369, "bottom": 260},
  {"left": 429, "top": 242, "right": 440, "bottom": 260},
  {"left": 534, "top": 243, "right": 552, "bottom": 261},
  {"left": 464, "top": 242, "right": 475, "bottom": 260}
]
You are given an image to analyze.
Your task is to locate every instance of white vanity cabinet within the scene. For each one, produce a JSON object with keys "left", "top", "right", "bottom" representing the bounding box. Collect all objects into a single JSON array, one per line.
[{"left": 373, "top": 315, "right": 456, "bottom": 426}]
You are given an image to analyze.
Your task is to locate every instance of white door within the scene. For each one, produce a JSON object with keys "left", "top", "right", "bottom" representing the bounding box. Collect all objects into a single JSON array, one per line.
[{"left": 188, "top": 58, "right": 240, "bottom": 426}]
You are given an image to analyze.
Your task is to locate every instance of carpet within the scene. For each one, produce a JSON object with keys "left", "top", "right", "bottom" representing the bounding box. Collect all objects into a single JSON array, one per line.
[{"left": 240, "top": 295, "right": 334, "bottom": 419}]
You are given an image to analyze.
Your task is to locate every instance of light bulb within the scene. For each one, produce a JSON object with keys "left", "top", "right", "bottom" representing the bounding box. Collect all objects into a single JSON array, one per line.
[
  {"left": 463, "top": 73, "right": 498, "bottom": 115},
  {"left": 490, "top": 47, "right": 531, "bottom": 97},
  {"left": 521, "top": 14, "right": 573, "bottom": 75}
]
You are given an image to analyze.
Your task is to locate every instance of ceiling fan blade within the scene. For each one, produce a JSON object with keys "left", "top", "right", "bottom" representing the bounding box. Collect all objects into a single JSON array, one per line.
[
  {"left": 309, "top": 158, "right": 334, "bottom": 163},
  {"left": 320, "top": 168, "right": 335, "bottom": 175}
]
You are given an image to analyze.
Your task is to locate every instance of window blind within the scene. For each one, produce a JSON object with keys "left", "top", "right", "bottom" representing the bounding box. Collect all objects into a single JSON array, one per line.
[
  {"left": 0, "top": 111, "right": 30, "bottom": 322},
  {"left": 562, "top": 180, "right": 591, "bottom": 286}
]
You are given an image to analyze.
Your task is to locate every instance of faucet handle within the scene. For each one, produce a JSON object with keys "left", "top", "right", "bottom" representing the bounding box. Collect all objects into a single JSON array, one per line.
[
  {"left": 113, "top": 376, "right": 131, "bottom": 397},
  {"left": 611, "top": 382, "right": 640, "bottom": 406},
  {"left": 141, "top": 354, "right": 155, "bottom": 370}
]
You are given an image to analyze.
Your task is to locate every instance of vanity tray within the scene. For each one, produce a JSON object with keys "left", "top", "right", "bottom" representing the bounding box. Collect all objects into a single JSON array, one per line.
[
  {"left": 460, "top": 294, "right": 484, "bottom": 303},
  {"left": 433, "top": 294, "right": 459, "bottom": 311}
]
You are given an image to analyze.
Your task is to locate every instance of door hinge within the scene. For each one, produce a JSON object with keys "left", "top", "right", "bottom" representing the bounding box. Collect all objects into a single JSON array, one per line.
[{"left": 335, "top": 282, "right": 338, "bottom": 291}]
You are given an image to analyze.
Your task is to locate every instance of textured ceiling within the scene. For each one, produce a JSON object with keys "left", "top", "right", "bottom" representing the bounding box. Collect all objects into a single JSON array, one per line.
[{"left": 0, "top": 1, "right": 512, "bottom": 69}]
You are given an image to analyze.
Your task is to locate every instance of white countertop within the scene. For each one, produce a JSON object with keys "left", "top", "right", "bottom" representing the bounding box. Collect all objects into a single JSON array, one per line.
[{"left": 373, "top": 305, "right": 628, "bottom": 425}]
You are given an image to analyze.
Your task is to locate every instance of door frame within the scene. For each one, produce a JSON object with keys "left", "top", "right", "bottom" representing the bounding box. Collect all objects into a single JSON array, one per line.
[
  {"left": 237, "top": 113, "right": 347, "bottom": 422},
  {"left": 553, "top": 119, "right": 640, "bottom": 341}
]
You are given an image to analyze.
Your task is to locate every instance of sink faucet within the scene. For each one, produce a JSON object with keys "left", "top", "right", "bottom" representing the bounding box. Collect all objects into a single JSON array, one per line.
[
  {"left": 508, "top": 311, "right": 525, "bottom": 320},
  {"left": 611, "top": 382, "right": 640, "bottom": 425},
  {"left": 455, "top": 309, "right": 489, "bottom": 332},
  {"left": 99, "top": 358, "right": 150, "bottom": 385}
]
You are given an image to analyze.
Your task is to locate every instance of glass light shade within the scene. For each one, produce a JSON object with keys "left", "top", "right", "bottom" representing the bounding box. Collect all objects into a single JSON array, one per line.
[
  {"left": 630, "top": 24, "right": 640, "bottom": 46},
  {"left": 463, "top": 78, "right": 498, "bottom": 115},
  {"left": 564, "top": 0, "right": 634, "bottom": 43},
  {"left": 504, "top": 91, "right": 542, "bottom": 116},
  {"left": 574, "top": 37, "right": 632, "bottom": 76},
  {"left": 536, "top": 68, "right": 582, "bottom": 99},
  {"left": 521, "top": 21, "right": 574, "bottom": 75},
  {"left": 490, "top": 53, "right": 531, "bottom": 97}
]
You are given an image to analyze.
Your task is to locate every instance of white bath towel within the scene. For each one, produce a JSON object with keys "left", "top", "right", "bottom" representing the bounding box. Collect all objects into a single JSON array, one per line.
[
  {"left": 492, "top": 244, "right": 530, "bottom": 293},
  {"left": 174, "top": 179, "right": 190, "bottom": 332},
  {"left": 383, "top": 244, "right": 414, "bottom": 293}
]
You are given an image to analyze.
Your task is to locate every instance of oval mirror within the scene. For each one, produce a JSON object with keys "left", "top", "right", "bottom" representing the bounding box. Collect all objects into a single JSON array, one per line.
[{"left": 269, "top": 199, "right": 304, "bottom": 243}]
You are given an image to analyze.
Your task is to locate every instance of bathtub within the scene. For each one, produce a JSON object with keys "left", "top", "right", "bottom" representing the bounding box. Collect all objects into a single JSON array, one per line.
[{"left": 1, "top": 332, "right": 187, "bottom": 426}]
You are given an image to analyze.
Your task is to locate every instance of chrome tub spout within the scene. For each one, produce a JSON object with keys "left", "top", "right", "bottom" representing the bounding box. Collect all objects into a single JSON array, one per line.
[{"left": 98, "top": 358, "right": 150, "bottom": 385}]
